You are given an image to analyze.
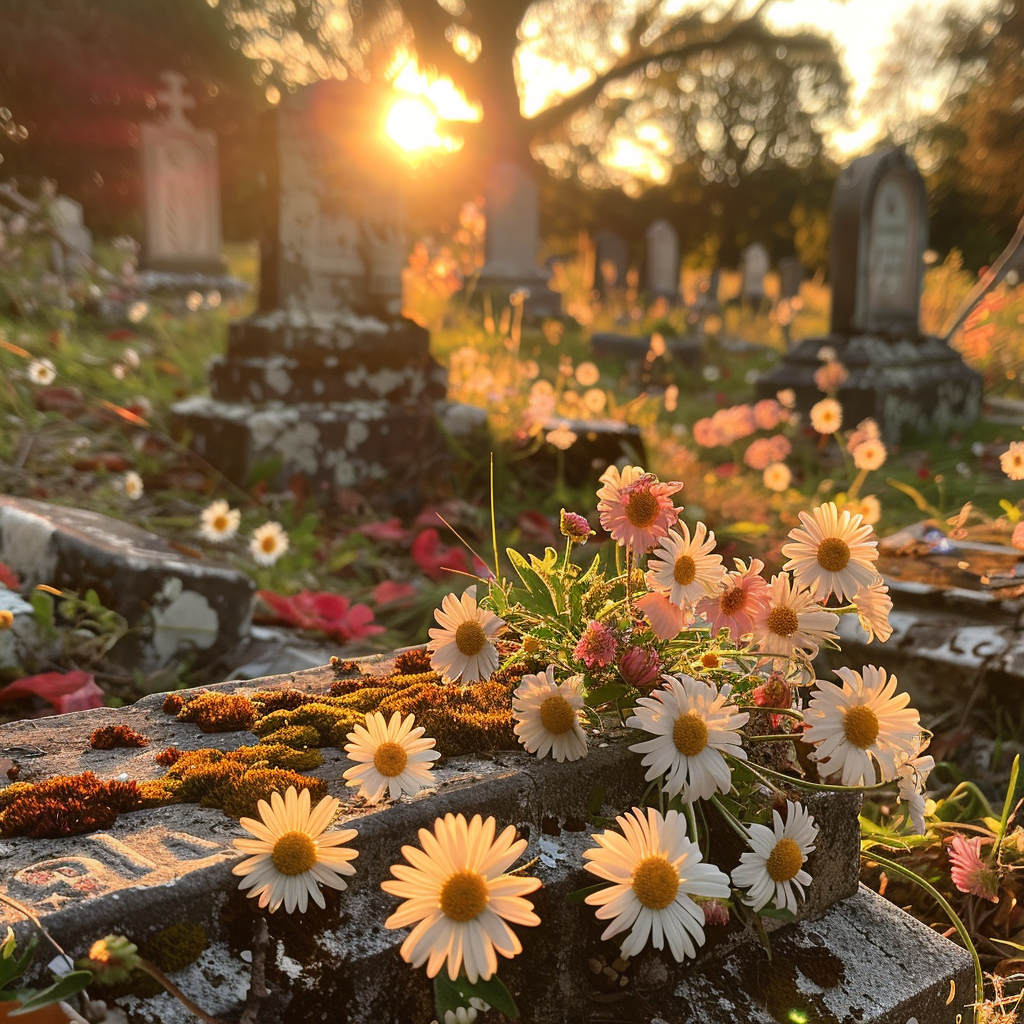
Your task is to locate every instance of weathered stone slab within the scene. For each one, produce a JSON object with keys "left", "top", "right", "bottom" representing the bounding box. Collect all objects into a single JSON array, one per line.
[
  {"left": 0, "top": 651, "right": 973, "bottom": 1023},
  {"left": 0, "top": 496, "right": 253, "bottom": 672},
  {"left": 591, "top": 332, "right": 703, "bottom": 385}
]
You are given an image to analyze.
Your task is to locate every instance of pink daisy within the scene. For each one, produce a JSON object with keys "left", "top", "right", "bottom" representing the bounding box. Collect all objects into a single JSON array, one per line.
[
  {"left": 696, "top": 558, "right": 770, "bottom": 640},
  {"left": 597, "top": 465, "right": 681, "bottom": 552},
  {"left": 635, "top": 591, "right": 689, "bottom": 641},
  {"left": 574, "top": 619, "right": 618, "bottom": 669},
  {"left": 948, "top": 835, "right": 999, "bottom": 903}
]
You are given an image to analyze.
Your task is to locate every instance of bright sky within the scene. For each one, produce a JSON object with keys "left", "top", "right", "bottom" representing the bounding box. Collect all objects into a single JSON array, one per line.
[{"left": 765, "top": 0, "right": 992, "bottom": 155}]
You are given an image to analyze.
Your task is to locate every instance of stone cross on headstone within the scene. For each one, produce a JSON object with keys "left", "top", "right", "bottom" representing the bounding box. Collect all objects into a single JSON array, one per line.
[
  {"left": 757, "top": 148, "right": 982, "bottom": 441},
  {"left": 156, "top": 71, "right": 196, "bottom": 128},
  {"left": 172, "top": 79, "right": 476, "bottom": 497},
  {"left": 140, "top": 71, "right": 225, "bottom": 274}
]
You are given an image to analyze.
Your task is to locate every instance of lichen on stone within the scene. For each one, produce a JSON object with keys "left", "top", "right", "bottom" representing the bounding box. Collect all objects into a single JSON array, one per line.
[
  {"left": 90, "top": 724, "right": 148, "bottom": 749},
  {"left": 0, "top": 772, "right": 143, "bottom": 838}
]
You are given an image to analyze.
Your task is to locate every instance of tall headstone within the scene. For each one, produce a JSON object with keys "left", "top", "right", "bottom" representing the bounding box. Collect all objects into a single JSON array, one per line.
[
  {"left": 777, "top": 255, "right": 804, "bottom": 300},
  {"left": 49, "top": 195, "right": 92, "bottom": 276},
  {"left": 476, "top": 161, "right": 561, "bottom": 318},
  {"left": 645, "top": 219, "right": 680, "bottom": 303},
  {"left": 758, "top": 149, "right": 982, "bottom": 441},
  {"left": 140, "top": 71, "right": 226, "bottom": 275},
  {"left": 740, "top": 242, "right": 770, "bottom": 308},
  {"left": 172, "top": 80, "right": 479, "bottom": 495},
  {"left": 592, "top": 230, "right": 629, "bottom": 298}
]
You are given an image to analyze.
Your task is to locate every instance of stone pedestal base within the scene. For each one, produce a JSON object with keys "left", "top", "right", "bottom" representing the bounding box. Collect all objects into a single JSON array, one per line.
[
  {"left": 757, "top": 334, "right": 982, "bottom": 442},
  {"left": 475, "top": 268, "right": 562, "bottom": 320},
  {"left": 173, "top": 310, "right": 482, "bottom": 497}
]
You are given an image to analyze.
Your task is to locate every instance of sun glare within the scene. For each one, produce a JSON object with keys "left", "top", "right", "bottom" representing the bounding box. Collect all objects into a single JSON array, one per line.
[{"left": 386, "top": 96, "right": 444, "bottom": 152}]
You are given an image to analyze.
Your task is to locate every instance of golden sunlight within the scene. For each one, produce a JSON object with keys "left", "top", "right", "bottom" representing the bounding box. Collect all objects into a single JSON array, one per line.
[{"left": 386, "top": 96, "right": 444, "bottom": 152}]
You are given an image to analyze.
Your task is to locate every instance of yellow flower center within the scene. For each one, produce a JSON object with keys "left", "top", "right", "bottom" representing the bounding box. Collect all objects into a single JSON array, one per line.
[
  {"left": 373, "top": 741, "right": 408, "bottom": 778},
  {"left": 672, "top": 711, "right": 709, "bottom": 757},
  {"left": 767, "top": 605, "right": 799, "bottom": 637},
  {"left": 213, "top": 514, "right": 229, "bottom": 531},
  {"left": 816, "top": 537, "right": 851, "bottom": 573},
  {"left": 271, "top": 831, "right": 318, "bottom": 876},
  {"left": 720, "top": 586, "right": 747, "bottom": 615},
  {"left": 673, "top": 554, "right": 697, "bottom": 586},
  {"left": 766, "top": 837, "right": 804, "bottom": 882},
  {"left": 260, "top": 535, "right": 277, "bottom": 553},
  {"left": 539, "top": 694, "right": 577, "bottom": 735},
  {"left": 439, "top": 870, "right": 490, "bottom": 922},
  {"left": 702, "top": 652, "right": 719, "bottom": 668},
  {"left": 625, "top": 490, "right": 660, "bottom": 529},
  {"left": 454, "top": 620, "right": 487, "bottom": 656},
  {"left": 631, "top": 854, "right": 680, "bottom": 910},
  {"left": 842, "top": 704, "right": 879, "bottom": 749}
]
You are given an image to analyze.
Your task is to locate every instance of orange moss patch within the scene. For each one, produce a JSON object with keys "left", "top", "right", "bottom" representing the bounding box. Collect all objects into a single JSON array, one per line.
[
  {"left": 176, "top": 692, "right": 256, "bottom": 733},
  {"left": 90, "top": 724, "right": 148, "bottom": 750},
  {"left": 0, "top": 772, "right": 143, "bottom": 838}
]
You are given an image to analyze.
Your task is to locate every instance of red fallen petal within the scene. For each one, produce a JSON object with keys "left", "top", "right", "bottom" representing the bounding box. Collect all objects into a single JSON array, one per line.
[
  {"left": 360, "top": 518, "right": 408, "bottom": 542},
  {"left": 372, "top": 580, "right": 417, "bottom": 606},
  {"left": 306, "top": 592, "right": 351, "bottom": 619},
  {"left": 0, "top": 671, "right": 105, "bottom": 714},
  {"left": 257, "top": 590, "right": 317, "bottom": 631},
  {"left": 105, "top": 328, "right": 138, "bottom": 341},
  {"left": 0, "top": 562, "right": 20, "bottom": 591}
]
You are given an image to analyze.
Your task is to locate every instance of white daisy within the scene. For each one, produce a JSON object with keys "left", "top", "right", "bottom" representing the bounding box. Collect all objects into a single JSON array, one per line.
[
  {"left": 626, "top": 673, "right": 748, "bottom": 801},
  {"left": 427, "top": 589, "right": 505, "bottom": 684},
  {"left": 645, "top": 522, "right": 725, "bottom": 609},
  {"left": 381, "top": 813, "right": 541, "bottom": 983},
  {"left": 810, "top": 398, "right": 842, "bottom": 434},
  {"left": 27, "top": 358, "right": 56, "bottom": 385},
  {"left": 1000, "top": 441, "right": 1024, "bottom": 481},
  {"left": 781, "top": 502, "right": 880, "bottom": 603},
  {"left": 250, "top": 521, "right": 289, "bottom": 566},
  {"left": 731, "top": 800, "right": 817, "bottom": 914},
  {"left": 123, "top": 471, "right": 143, "bottom": 501},
  {"left": 801, "top": 665, "right": 921, "bottom": 786},
  {"left": 763, "top": 462, "right": 792, "bottom": 492},
  {"left": 512, "top": 665, "right": 589, "bottom": 762},
  {"left": 342, "top": 710, "right": 440, "bottom": 803},
  {"left": 199, "top": 499, "right": 241, "bottom": 543},
  {"left": 853, "top": 579, "right": 893, "bottom": 643},
  {"left": 896, "top": 735, "right": 934, "bottom": 835},
  {"left": 231, "top": 787, "right": 359, "bottom": 913},
  {"left": 751, "top": 573, "right": 840, "bottom": 660},
  {"left": 583, "top": 806, "right": 730, "bottom": 962},
  {"left": 852, "top": 438, "right": 887, "bottom": 471}
]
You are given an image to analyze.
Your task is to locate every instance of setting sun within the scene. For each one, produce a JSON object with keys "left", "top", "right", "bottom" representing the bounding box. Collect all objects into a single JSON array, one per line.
[{"left": 385, "top": 96, "right": 443, "bottom": 152}]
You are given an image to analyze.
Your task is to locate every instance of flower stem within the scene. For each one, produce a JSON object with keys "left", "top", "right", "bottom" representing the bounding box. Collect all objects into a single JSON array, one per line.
[
  {"left": 725, "top": 752, "right": 895, "bottom": 794},
  {"left": 863, "top": 851, "right": 984, "bottom": 1015},
  {"left": 136, "top": 959, "right": 226, "bottom": 1024},
  {"left": 710, "top": 794, "right": 750, "bottom": 842}
]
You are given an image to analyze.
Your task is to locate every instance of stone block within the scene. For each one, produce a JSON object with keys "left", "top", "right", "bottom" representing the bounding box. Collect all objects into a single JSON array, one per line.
[
  {"left": 592, "top": 331, "right": 702, "bottom": 371},
  {"left": 0, "top": 496, "right": 254, "bottom": 672},
  {"left": 525, "top": 417, "right": 646, "bottom": 486}
]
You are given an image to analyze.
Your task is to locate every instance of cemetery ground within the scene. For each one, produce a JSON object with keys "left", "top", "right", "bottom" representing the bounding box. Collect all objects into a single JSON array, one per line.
[{"left": 2, "top": 243, "right": 1024, "bottom": 1022}]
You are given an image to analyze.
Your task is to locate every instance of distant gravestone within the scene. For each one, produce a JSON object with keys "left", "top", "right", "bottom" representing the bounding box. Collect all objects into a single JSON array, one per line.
[
  {"left": 645, "top": 219, "right": 680, "bottom": 303},
  {"left": 592, "top": 230, "right": 629, "bottom": 297},
  {"left": 140, "top": 71, "right": 225, "bottom": 274},
  {"left": 49, "top": 195, "right": 92, "bottom": 276},
  {"left": 758, "top": 149, "right": 982, "bottom": 441},
  {"left": 777, "top": 255, "right": 804, "bottom": 300},
  {"left": 476, "top": 161, "right": 561, "bottom": 318},
  {"left": 173, "top": 80, "right": 482, "bottom": 495},
  {"left": 741, "top": 242, "right": 770, "bottom": 308}
]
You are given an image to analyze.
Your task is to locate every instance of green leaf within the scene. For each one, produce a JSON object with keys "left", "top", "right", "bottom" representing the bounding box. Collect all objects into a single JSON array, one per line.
[
  {"left": 566, "top": 882, "right": 607, "bottom": 905},
  {"left": 0, "top": 935, "right": 36, "bottom": 991},
  {"left": 8, "top": 971, "right": 92, "bottom": 1014},
  {"left": 433, "top": 971, "right": 520, "bottom": 1020},
  {"left": 999, "top": 499, "right": 1022, "bottom": 524},
  {"left": 993, "top": 754, "right": 1021, "bottom": 854},
  {"left": 723, "top": 520, "right": 770, "bottom": 537},
  {"left": 506, "top": 549, "right": 556, "bottom": 616},
  {"left": 886, "top": 477, "right": 939, "bottom": 515},
  {"left": 30, "top": 591, "right": 55, "bottom": 633},
  {"left": 757, "top": 907, "right": 796, "bottom": 922},
  {"left": 587, "top": 784, "right": 605, "bottom": 818},
  {"left": 584, "top": 681, "right": 628, "bottom": 707},
  {"left": 527, "top": 547, "right": 559, "bottom": 575}
]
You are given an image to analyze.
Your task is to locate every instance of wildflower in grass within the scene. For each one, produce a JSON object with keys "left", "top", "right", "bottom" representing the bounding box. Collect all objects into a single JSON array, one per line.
[
  {"left": 810, "top": 398, "right": 842, "bottom": 434},
  {"left": 199, "top": 499, "right": 241, "bottom": 543},
  {"left": 753, "top": 398, "right": 783, "bottom": 430},
  {"left": 0, "top": 609, "right": 13, "bottom": 630},
  {"left": 751, "top": 574, "right": 839, "bottom": 660},
  {"left": 743, "top": 437, "right": 777, "bottom": 471},
  {"left": 617, "top": 645, "right": 663, "bottom": 689},
  {"left": 948, "top": 834, "right": 999, "bottom": 902},
  {"left": 597, "top": 465, "right": 681, "bottom": 553},
  {"left": 82, "top": 935, "right": 140, "bottom": 985},
  {"left": 232, "top": 787, "right": 358, "bottom": 913},
  {"left": 853, "top": 580, "right": 893, "bottom": 644},
  {"left": 573, "top": 619, "right": 618, "bottom": 669},
  {"left": 343, "top": 711, "right": 440, "bottom": 803},
  {"left": 250, "top": 521, "right": 289, "bottom": 566},
  {"left": 575, "top": 361, "right": 600, "bottom": 386},
  {"left": 127, "top": 301, "right": 149, "bottom": 323},
  {"left": 427, "top": 588, "right": 504, "bottom": 684},
  {"left": 801, "top": 666, "right": 921, "bottom": 786},
  {"left": 845, "top": 494, "right": 881, "bottom": 526},
  {"left": 1000, "top": 441, "right": 1024, "bottom": 481},
  {"left": 762, "top": 462, "right": 792, "bottom": 492},
  {"left": 27, "top": 358, "right": 56, "bottom": 385},
  {"left": 813, "top": 360, "right": 848, "bottom": 392},
  {"left": 696, "top": 558, "right": 770, "bottom": 640},
  {"left": 777, "top": 389, "right": 796, "bottom": 409},
  {"left": 381, "top": 813, "right": 541, "bottom": 982},
  {"left": 846, "top": 418, "right": 880, "bottom": 452},
  {"left": 626, "top": 674, "right": 747, "bottom": 802},
  {"left": 852, "top": 438, "right": 887, "bottom": 471},
  {"left": 1012, "top": 521, "right": 1024, "bottom": 551},
  {"left": 122, "top": 347, "right": 140, "bottom": 370},
  {"left": 645, "top": 523, "right": 725, "bottom": 609},
  {"left": 545, "top": 423, "right": 577, "bottom": 450},
  {"left": 123, "top": 471, "right": 143, "bottom": 501},
  {"left": 512, "top": 665, "right": 588, "bottom": 762},
  {"left": 583, "top": 807, "right": 730, "bottom": 962},
  {"left": 731, "top": 801, "right": 817, "bottom": 914},
  {"left": 781, "top": 502, "right": 880, "bottom": 603},
  {"left": 559, "top": 509, "right": 593, "bottom": 544}
]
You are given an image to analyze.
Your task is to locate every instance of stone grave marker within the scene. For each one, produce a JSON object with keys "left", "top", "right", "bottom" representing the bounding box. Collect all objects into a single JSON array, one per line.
[
  {"left": 777, "top": 254, "right": 804, "bottom": 300},
  {"left": 592, "top": 229, "right": 629, "bottom": 297},
  {"left": 140, "top": 71, "right": 226, "bottom": 275},
  {"left": 48, "top": 195, "right": 92, "bottom": 277},
  {"left": 172, "top": 79, "right": 484, "bottom": 495},
  {"left": 758, "top": 148, "right": 982, "bottom": 440},
  {"left": 476, "top": 160, "right": 561, "bottom": 318},
  {"left": 645, "top": 218, "right": 680, "bottom": 303},
  {"left": 740, "top": 241, "right": 770, "bottom": 308}
]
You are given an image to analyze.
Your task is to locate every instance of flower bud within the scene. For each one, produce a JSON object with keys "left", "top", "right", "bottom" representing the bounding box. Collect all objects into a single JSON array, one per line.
[
  {"left": 617, "top": 646, "right": 662, "bottom": 689},
  {"left": 560, "top": 509, "right": 593, "bottom": 544}
]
